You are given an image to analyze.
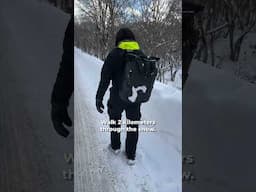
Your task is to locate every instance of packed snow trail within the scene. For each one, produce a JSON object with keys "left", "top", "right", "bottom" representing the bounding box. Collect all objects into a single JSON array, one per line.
[
  {"left": 0, "top": 0, "right": 73, "bottom": 192},
  {"left": 75, "top": 48, "right": 182, "bottom": 192}
]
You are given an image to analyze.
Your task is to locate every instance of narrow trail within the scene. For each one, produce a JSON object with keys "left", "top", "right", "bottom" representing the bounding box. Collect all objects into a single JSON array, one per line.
[{"left": 74, "top": 48, "right": 182, "bottom": 192}]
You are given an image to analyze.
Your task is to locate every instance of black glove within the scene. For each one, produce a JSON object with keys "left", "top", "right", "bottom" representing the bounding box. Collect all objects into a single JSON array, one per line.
[
  {"left": 51, "top": 103, "right": 72, "bottom": 137},
  {"left": 96, "top": 99, "right": 104, "bottom": 113}
]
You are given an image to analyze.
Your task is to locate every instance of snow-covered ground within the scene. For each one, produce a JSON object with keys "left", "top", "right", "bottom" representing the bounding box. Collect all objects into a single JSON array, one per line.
[
  {"left": 0, "top": 0, "right": 73, "bottom": 192},
  {"left": 201, "top": 32, "right": 256, "bottom": 83},
  {"left": 74, "top": 48, "right": 182, "bottom": 192},
  {"left": 183, "top": 59, "right": 256, "bottom": 192}
]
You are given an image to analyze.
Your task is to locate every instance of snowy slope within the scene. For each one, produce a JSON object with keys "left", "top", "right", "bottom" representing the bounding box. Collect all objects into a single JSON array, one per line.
[
  {"left": 204, "top": 32, "right": 256, "bottom": 83},
  {"left": 74, "top": 48, "right": 182, "bottom": 192},
  {"left": 183, "top": 60, "right": 256, "bottom": 192}
]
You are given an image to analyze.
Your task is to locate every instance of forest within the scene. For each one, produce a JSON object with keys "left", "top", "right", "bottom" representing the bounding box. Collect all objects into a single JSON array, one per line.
[
  {"left": 74, "top": 0, "right": 182, "bottom": 83},
  {"left": 193, "top": 0, "right": 256, "bottom": 83}
]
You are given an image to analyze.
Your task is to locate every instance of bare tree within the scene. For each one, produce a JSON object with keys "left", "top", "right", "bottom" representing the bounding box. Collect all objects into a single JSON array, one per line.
[
  {"left": 131, "top": 0, "right": 181, "bottom": 82},
  {"left": 75, "top": 0, "right": 181, "bottom": 83},
  {"left": 196, "top": 0, "right": 256, "bottom": 66},
  {"left": 223, "top": 0, "right": 256, "bottom": 62},
  {"left": 76, "top": 0, "right": 130, "bottom": 59}
]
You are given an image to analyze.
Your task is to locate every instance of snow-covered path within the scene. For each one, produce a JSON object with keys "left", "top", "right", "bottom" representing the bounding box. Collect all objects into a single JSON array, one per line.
[
  {"left": 0, "top": 1, "right": 73, "bottom": 191},
  {"left": 74, "top": 48, "right": 182, "bottom": 192}
]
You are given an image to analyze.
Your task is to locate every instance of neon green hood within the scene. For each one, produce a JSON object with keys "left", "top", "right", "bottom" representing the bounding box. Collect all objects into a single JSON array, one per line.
[{"left": 118, "top": 41, "right": 140, "bottom": 51}]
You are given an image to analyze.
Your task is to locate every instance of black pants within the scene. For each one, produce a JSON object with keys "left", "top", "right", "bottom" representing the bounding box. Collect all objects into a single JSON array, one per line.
[{"left": 107, "top": 91, "right": 141, "bottom": 160}]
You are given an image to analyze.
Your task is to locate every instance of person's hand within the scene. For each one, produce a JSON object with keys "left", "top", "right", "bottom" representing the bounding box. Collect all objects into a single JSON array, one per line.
[
  {"left": 96, "top": 99, "right": 104, "bottom": 113},
  {"left": 51, "top": 104, "right": 72, "bottom": 137}
]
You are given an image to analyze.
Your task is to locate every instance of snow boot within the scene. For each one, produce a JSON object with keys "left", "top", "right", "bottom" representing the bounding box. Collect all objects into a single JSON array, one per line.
[
  {"left": 127, "top": 159, "right": 136, "bottom": 166},
  {"left": 108, "top": 144, "right": 121, "bottom": 155},
  {"left": 124, "top": 151, "right": 136, "bottom": 166}
]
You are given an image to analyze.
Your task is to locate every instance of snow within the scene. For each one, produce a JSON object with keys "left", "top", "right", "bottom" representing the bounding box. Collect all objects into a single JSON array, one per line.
[
  {"left": 172, "top": 69, "right": 182, "bottom": 89},
  {"left": 183, "top": 59, "right": 256, "bottom": 192},
  {"left": 0, "top": 0, "right": 73, "bottom": 191},
  {"left": 203, "top": 32, "right": 256, "bottom": 83},
  {"left": 74, "top": 48, "right": 182, "bottom": 192}
]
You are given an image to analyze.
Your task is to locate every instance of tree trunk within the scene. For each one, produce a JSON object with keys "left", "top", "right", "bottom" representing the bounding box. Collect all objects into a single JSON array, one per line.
[
  {"left": 210, "top": 34, "right": 215, "bottom": 66},
  {"left": 228, "top": 22, "right": 235, "bottom": 61}
]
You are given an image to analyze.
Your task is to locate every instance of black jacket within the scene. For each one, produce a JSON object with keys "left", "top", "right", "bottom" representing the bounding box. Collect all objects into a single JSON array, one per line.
[
  {"left": 96, "top": 41, "right": 143, "bottom": 101},
  {"left": 96, "top": 48, "right": 125, "bottom": 101},
  {"left": 51, "top": 16, "right": 74, "bottom": 107}
]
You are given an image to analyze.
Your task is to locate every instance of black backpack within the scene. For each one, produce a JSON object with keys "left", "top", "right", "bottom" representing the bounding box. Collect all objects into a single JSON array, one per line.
[{"left": 119, "top": 51, "right": 159, "bottom": 104}]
